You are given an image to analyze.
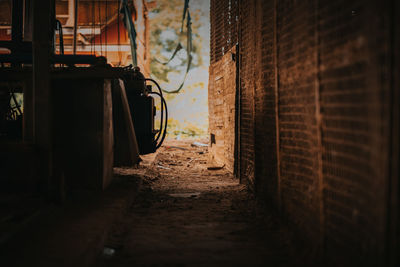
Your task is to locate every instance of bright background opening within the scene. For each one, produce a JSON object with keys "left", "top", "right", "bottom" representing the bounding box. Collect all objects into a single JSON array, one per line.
[{"left": 149, "top": 0, "right": 210, "bottom": 139}]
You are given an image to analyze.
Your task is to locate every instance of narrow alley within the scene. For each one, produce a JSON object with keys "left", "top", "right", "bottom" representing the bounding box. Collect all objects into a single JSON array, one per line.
[
  {"left": 95, "top": 140, "right": 302, "bottom": 267},
  {"left": 0, "top": 0, "right": 399, "bottom": 266}
]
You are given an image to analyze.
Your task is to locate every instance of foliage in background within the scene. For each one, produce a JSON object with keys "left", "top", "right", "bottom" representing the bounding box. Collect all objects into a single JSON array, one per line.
[
  {"left": 167, "top": 118, "right": 207, "bottom": 138},
  {"left": 149, "top": 0, "right": 210, "bottom": 138},
  {"left": 149, "top": 0, "right": 204, "bottom": 87}
]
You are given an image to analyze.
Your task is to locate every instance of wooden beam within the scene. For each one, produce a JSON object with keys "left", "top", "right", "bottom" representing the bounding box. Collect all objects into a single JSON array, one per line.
[
  {"left": 32, "top": 0, "right": 54, "bottom": 194},
  {"left": 11, "top": 0, "right": 23, "bottom": 45},
  {"left": 11, "top": 0, "right": 23, "bottom": 67},
  {"left": 24, "top": 0, "right": 33, "bottom": 41}
]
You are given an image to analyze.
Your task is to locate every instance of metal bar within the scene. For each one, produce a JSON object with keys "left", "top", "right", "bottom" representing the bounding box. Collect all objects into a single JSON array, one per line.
[
  {"left": 73, "top": 0, "right": 79, "bottom": 54},
  {"left": 0, "top": 54, "right": 99, "bottom": 65}
]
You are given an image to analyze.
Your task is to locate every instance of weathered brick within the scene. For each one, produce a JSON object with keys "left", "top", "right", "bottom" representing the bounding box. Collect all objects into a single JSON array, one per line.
[{"left": 210, "top": 0, "right": 397, "bottom": 265}]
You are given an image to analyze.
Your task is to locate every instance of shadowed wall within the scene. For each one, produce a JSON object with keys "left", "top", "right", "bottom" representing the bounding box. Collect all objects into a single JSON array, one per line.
[{"left": 209, "top": 0, "right": 399, "bottom": 265}]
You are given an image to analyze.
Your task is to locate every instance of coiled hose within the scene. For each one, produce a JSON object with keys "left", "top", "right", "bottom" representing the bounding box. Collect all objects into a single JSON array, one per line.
[{"left": 145, "top": 78, "right": 168, "bottom": 149}]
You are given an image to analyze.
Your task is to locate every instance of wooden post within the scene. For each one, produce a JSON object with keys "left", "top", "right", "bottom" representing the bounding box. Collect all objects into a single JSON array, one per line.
[
  {"left": 32, "top": 0, "right": 54, "bottom": 195},
  {"left": 11, "top": 0, "right": 23, "bottom": 68},
  {"left": 11, "top": 0, "right": 23, "bottom": 46},
  {"left": 23, "top": 0, "right": 33, "bottom": 42}
]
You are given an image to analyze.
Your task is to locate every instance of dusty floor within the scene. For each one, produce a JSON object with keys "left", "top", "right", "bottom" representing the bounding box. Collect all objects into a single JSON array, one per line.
[{"left": 95, "top": 140, "right": 303, "bottom": 267}]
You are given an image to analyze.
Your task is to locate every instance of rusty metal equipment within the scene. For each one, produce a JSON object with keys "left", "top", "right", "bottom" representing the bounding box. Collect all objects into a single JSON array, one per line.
[
  {"left": 122, "top": 66, "right": 168, "bottom": 154},
  {"left": 0, "top": 0, "right": 168, "bottom": 195}
]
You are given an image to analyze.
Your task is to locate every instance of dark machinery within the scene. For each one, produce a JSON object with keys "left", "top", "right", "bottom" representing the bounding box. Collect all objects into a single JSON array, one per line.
[
  {"left": 0, "top": 0, "right": 169, "bottom": 196},
  {"left": 0, "top": 0, "right": 167, "bottom": 154},
  {"left": 0, "top": 10, "right": 168, "bottom": 154},
  {"left": 0, "top": 65, "right": 168, "bottom": 154},
  {"left": 122, "top": 66, "right": 168, "bottom": 154}
]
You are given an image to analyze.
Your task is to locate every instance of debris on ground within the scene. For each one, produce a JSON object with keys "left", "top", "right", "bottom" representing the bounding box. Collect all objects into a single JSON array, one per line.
[
  {"left": 207, "top": 164, "right": 225, "bottom": 170},
  {"left": 168, "top": 192, "right": 201, "bottom": 198},
  {"left": 164, "top": 145, "right": 187, "bottom": 150},
  {"left": 157, "top": 164, "right": 171, "bottom": 170},
  {"left": 191, "top": 141, "right": 209, "bottom": 147},
  {"left": 95, "top": 139, "right": 306, "bottom": 267}
]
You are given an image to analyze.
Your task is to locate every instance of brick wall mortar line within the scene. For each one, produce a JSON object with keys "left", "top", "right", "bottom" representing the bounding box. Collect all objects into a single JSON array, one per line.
[
  {"left": 234, "top": 0, "right": 241, "bottom": 176},
  {"left": 314, "top": 0, "right": 325, "bottom": 256},
  {"left": 387, "top": 0, "right": 399, "bottom": 264},
  {"left": 253, "top": 0, "right": 263, "bottom": 195},
  {"left": 273, "top": 0, "right": 281, "bottom": 211},
  {"left": 237, "top": 0, "right": 242, "bottom": 181}
]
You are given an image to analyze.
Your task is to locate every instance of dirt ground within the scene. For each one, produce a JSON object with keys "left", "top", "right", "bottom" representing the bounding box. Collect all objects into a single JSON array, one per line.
[{"left": 94, "top": 139, "right": 305, "bottom": 267}]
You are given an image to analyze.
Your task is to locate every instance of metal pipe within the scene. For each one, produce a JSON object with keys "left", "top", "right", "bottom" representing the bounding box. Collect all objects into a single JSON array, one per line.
[{"left": 73, "top": 0, "right": 79, "bottom": 54}]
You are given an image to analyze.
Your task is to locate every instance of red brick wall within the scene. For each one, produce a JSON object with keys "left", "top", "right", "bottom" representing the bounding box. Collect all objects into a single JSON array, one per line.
[
  {"left": 318, "top": 1, "right": 391, "bottom": 263},
  {"left": 208, "top": 46, "right": 236, "bottom": 172},
  {"left": 253, "top": 0, "right": 279, "bottom": 205},
  {"left": 388, "top": 2, "right": 400, "bottom": 265},
  {"left": 237, "top": 0, "right": 257, "bottom": 188},
  {"left": 210, "top": 0, "right": 238, "bottom": 65},
  {"left": 209, "top": 0, "right": 238, "bottom": 172},
  {"left": 211, "top": 0, "right": 398, "bottom": 264},
  {"left": 275, "top": 0, "right": 323, "bottom": 244}
]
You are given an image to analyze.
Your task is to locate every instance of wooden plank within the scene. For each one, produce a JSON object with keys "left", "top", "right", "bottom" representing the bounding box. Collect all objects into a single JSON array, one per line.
[{"left": 111, "top": 78, "right": 140, "bottom": 167}]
